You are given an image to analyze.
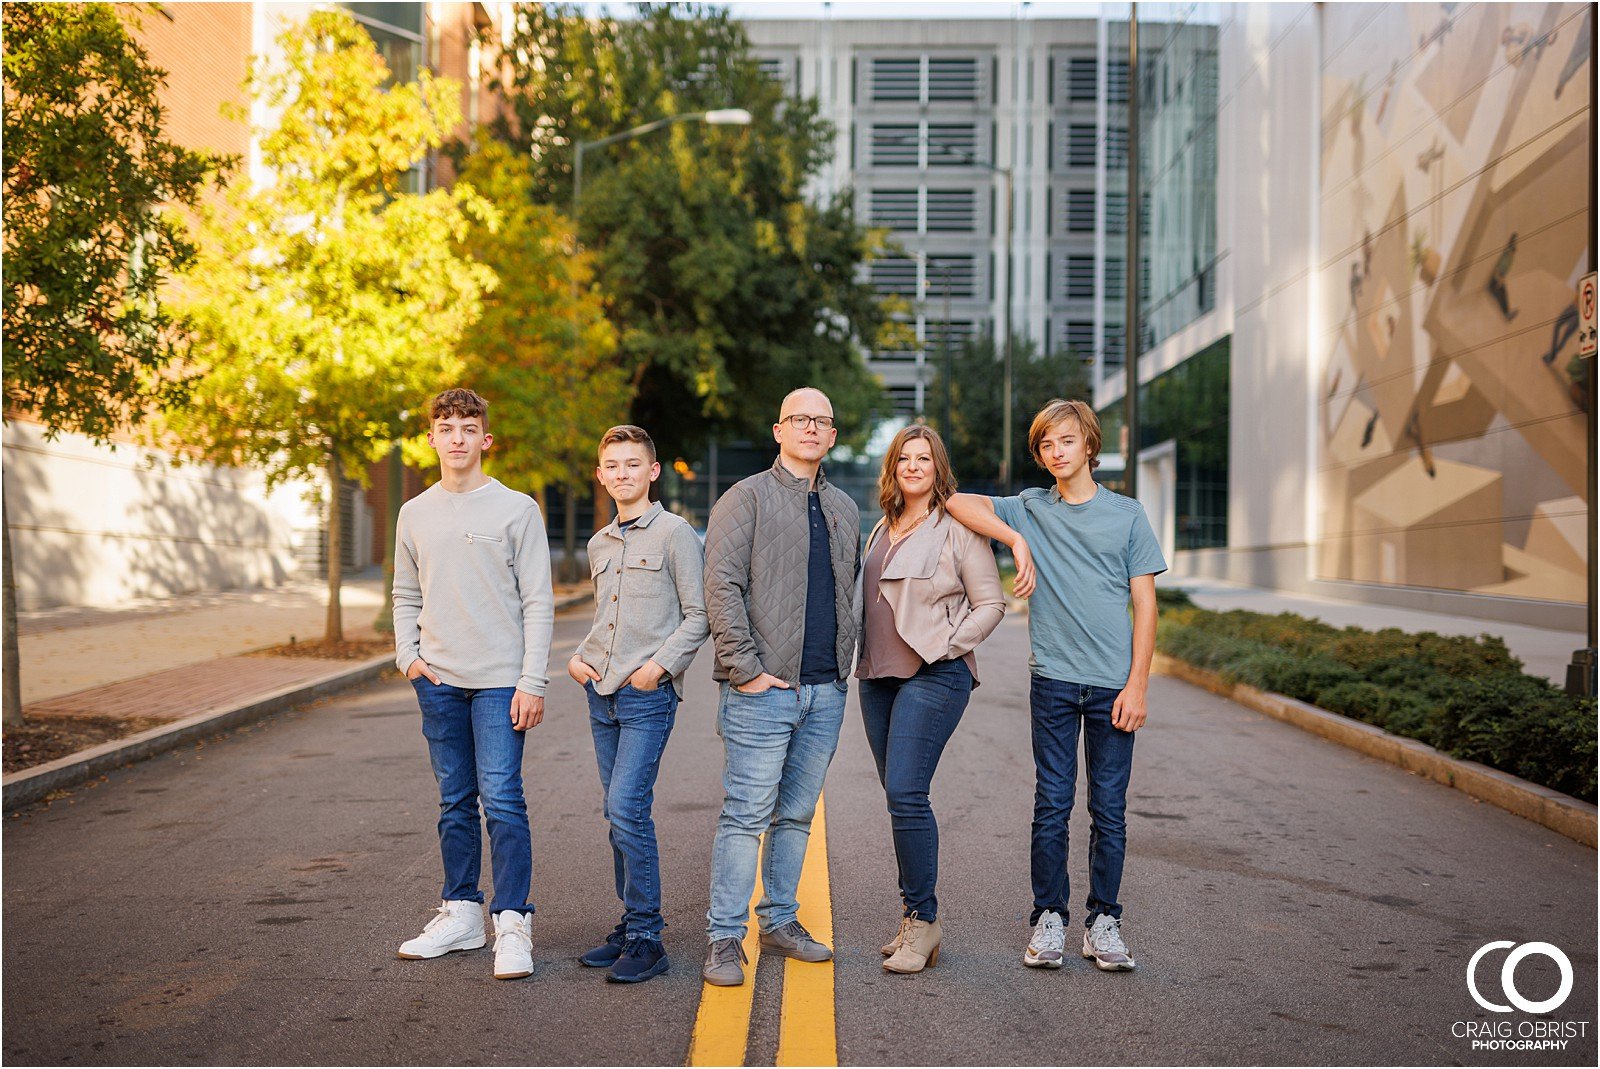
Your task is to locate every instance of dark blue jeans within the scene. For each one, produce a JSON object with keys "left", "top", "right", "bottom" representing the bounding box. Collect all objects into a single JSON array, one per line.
[
  {"left": 858, "top": 658, "right": 974, "bottom": 922},
  {"left": 1029, "top": 676, "right": 1135, "bottom": 928},
  {"left": 585, "top": 681, "right": 678, "bottom": 938},
  {"left": 411, "top": 679, "right": 533, "bottom": 915}
]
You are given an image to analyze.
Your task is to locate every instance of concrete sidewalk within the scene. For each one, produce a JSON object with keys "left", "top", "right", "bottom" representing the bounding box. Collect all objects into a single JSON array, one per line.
[
  {"left": 16, "top": 573, "right": 594, "bottom": 708},
  {"left": 6, "top": 573, "right": 594, "bottom": 806},
  {"left": 1168, "top": 577, "right": 1586, "bottom": 686},
  {"left": 15, "top": 574, "right": 393, "bottom": 706}
]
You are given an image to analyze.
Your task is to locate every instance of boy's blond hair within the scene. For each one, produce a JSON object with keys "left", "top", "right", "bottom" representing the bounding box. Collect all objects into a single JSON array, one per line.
[{"left": 1028, "top": 399, "right": 1101, "bottom": 471}]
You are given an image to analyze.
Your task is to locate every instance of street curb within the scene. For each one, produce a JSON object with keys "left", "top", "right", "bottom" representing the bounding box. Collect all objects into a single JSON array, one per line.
[
  {"left": 3, "top": 655, "right": 395, "bottom": 813},
  {"left": 5, "top": 592, "right": 593, "bottom": 813},
  {"left": 1152, "top": 653, "right": 1598, "bottom": 848}
]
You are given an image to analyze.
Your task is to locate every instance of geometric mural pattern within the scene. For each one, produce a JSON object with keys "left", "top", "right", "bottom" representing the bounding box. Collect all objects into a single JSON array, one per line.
[{"left": 1318, "top": 2, "right": 1592, "bottom": 605}]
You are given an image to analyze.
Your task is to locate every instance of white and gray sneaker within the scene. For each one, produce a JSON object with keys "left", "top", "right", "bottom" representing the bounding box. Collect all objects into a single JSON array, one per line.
[
  {"left": 1023, "top": 910, "right": 1066, "bottom": 968},
  {"left": 1082, "top": 914, "right": 1136, "bottom": 971},
  {"left": 492, "top": 910, "right": 534, "bottom": 980},
  {"left": 397, "top": 900, "right": 487, "bottom": 959}
]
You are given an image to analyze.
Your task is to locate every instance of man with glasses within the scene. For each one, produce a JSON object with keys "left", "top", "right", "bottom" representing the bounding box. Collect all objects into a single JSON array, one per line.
[{"left": 700, "top": 387, "right": 861, "bottom": 986}]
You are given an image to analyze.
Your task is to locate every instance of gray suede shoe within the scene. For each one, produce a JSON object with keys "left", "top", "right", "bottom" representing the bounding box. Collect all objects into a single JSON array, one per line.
[
  {"left": 702, "top": 937, "right": 748, "bottom": 986},
  {"left": 759, "top": 920, "right": 833, "bottom": 962}
]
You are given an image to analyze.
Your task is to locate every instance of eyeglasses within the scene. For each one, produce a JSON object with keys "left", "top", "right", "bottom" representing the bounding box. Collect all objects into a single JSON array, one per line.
[{"left": 782, "top": 414, "right": 835, "bottom": 430}]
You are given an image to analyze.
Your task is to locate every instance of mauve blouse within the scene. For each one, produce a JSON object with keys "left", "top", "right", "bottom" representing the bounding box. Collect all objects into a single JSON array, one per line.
[{"left": 855, "top": 530, "right": 979, "bottom": 683}]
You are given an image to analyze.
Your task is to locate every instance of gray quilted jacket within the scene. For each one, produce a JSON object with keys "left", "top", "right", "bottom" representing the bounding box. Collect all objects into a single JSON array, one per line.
[{"left": 703, "top": 457, "right": 861, "bottom": 685}]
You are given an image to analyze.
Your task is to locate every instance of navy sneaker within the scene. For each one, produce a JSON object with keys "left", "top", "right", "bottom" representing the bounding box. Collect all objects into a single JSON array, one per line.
[
  {"left": 580, "top": 923, "right": 627, "bottom": 968},
  {"left": 607, "top": 936, "right": 669, "bottom": 984}
]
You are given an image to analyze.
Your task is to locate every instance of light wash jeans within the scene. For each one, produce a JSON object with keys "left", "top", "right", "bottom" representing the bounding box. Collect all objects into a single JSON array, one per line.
[{"left": 705, "top": 680, "right": 847, "bottom": 941}]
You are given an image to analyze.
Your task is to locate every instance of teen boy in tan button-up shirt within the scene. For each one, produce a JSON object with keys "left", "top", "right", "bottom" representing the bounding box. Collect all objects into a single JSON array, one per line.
[{"left": 567, "top": 425, "right": 708, "bottom": 983}]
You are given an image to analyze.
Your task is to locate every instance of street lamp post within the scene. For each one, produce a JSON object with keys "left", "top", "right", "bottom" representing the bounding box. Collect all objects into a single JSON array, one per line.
[
  {"left": 559, "top": 108, "right": 752, "bottom": 579},
  {"left": 1124, "top": 4, "right": 1140, "bottom": 501}
]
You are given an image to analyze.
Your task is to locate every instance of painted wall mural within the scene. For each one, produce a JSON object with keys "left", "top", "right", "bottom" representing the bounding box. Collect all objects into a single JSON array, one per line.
[{"left": 1317, "top": 2, "right": 1591, "bottom": 604}]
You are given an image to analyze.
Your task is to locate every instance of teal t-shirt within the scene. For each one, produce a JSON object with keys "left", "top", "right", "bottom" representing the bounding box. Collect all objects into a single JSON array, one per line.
[{"left": 992, "top": 485, "right": 1167, "bottom": 689}]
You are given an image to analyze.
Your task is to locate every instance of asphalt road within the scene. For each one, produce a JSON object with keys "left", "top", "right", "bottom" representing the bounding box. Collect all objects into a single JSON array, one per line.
[{"left": 4, "top": 612, "right": 1595, "bottom": 1066}]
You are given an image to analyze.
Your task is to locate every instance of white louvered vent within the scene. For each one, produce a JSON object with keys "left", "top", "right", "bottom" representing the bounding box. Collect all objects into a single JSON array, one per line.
[
  {"left": 885, "top": 385, "right": 920, "bottom": 415},
  {"left": 871, "top": 57, "right": 921, "bottom": 101},
  {"left": 925, "top": 189, "right": 977, "bottom": 232},
  {"left": 926, "top": 255, "right": 977, "bottom": 298},
  {"left": 870, "top": 258, "right": 919, "bottom": 296},
  {"left": 870, "top": 124, "right": 921, "bottom": 166},
  {"left": 1060, "top": 255, "right": 1095, "bottom": 300},
  {"left": 927, "top": 123, "right": 980, "bottom": 166},
  {"left": 1064, "top": 188, "right": 1096, "bottom": 232},
  {"left": 1067, "top": 57, "right": 1098, "bottom": 102},
  {"left": 1060, "top": 320, "right": 1095, "bottom": 356},
  {"left": 925, "top": 319, "right": 978, "bottom": 351},
  {"left": 927, "top": 57, "right": 980, "bottom": 101},
  {"left": 870, "top": 189, "right": 920, "bottom": 230},
  {"left": 1064, "top": 124, "right": 1097, "bottom": 169}
]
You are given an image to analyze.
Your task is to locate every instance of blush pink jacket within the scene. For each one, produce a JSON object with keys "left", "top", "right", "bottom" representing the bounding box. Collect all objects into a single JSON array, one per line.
[{"left": 854, "top": 509, "right": 1007, "bottom": 673}]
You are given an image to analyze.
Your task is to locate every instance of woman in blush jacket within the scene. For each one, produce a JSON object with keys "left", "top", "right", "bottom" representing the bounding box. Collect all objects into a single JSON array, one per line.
[{"left": 855, "top": 423, "right": 1007, "bottom": 974}]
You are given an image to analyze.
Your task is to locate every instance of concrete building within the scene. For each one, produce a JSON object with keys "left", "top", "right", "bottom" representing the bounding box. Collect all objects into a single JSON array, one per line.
[
  {"left": 3, "top": 2, "right": 508, "bottom": 611},
  {"left": 1108, "top": 1, "right": 1591, "bottom": 630},
  {"left": 747, "top": 3, "right": 1592, "bottom": 631},
  {"left": 744, "top": 12, "right": 1129, "bottom": 417}
]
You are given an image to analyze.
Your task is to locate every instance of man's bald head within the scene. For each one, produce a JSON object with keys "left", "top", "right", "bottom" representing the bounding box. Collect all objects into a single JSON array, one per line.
[{"left": 779, "top": 386, "right": 834, "bottom": 420}]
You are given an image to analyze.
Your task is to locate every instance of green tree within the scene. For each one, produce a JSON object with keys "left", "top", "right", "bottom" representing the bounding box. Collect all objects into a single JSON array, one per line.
[
  {"left": 487, "top": 3, "right": 892, "bottom": 460},
  {"left": 167, "top": 10, "right": 495, "bottom": 643},
  {"left": 1, "top": 2, "right": 226, "bottom": 725},
  {"left": 441, "top": 136, "right": 626, "bottom": 580},
  {"left": 929, "top": 332, "right": 1094, "bottom": 491}
]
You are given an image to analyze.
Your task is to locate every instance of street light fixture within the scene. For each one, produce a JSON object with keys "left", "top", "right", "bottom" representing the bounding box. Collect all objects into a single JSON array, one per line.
[
  {"left": 571, "top": 109, "right": 753, "bottom": 217},
  {"left": 557, "top": 108, "right": 752, "bottom": 578},
  {"left": 878, "top": 131, "right": 1015, "bottom": 491}
]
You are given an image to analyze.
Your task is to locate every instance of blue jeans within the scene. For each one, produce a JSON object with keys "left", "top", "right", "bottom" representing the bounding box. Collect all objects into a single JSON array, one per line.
[
  {"left": 410, "top": 679, "right": 533, "bottom": 915},
  {"left": 706, "top": 680, "right": 847, "bottom": 941},
  {"left": 1029, "top": 676, "right": 1136, "bottom": 928},
  {"left": 585, "top": 681, "right": 678, "bottom": 938},
  {"left": 858, "top": 659, "right": 973, "bottom": 922}
]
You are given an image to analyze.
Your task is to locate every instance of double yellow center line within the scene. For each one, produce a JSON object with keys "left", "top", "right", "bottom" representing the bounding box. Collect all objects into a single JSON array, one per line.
[{"left": 687, "top": 795, "right": 838, "bottom": 1067}]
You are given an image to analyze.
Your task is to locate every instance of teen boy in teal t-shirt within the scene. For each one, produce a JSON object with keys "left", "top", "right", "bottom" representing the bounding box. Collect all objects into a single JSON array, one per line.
[{"left": 946, "top": 399, "right": 1165, "bottom": 973}]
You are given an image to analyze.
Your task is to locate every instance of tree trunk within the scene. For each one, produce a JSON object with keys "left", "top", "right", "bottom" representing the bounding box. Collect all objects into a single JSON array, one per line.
[
  {"left": 325, "top": 449, "right": 345, "bottom": 644},
  {"left": 594, "top": 475, "right": 614, "bottom": 531},
  {"left": 2, "top": 492, "right": 23, "bottom": 727},
  {"left": 374, "top": 445, "right": 402, "bottom": 634},
  {"left": 562, "top": 484, "right": 579, "bottom": 584}
]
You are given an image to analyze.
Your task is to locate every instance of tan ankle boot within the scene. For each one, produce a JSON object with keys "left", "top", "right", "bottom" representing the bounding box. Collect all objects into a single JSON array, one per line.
[
  {"left": 883, "top": 916, "right": 941, "bottom": 973},
  {"left": 881, "top": 915, "right": 912, "bottom": 957}
]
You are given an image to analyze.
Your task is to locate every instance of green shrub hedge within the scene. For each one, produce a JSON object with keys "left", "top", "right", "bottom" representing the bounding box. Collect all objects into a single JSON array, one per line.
[{"left": 1157, "top": 599, "right": 1597, "bottom": 803}]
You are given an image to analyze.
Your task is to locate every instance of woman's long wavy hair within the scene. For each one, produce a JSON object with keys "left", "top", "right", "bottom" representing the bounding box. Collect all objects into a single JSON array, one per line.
[{"left": 877, "top": 423, "right": 958, "bottom": 530}]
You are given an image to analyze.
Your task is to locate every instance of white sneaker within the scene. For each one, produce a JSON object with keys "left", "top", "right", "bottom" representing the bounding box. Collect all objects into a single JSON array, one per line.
[
  {"left": 492, "top": 910, "right": 534, "bottom": 980},
  {"left": 1082, "top": 914, "right": 1136, "bottom": 971},
  {"left": 397, "top": 900, "right": 486, "bottom": 960},
  {"left": 1023, "top": 910, "right": 1066, "bottom": 968}
]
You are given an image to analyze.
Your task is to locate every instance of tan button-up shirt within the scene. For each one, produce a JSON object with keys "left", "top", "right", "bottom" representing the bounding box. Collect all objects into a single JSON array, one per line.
[{"left": 575, "top": 501, "right": 710, "bottom": 698}]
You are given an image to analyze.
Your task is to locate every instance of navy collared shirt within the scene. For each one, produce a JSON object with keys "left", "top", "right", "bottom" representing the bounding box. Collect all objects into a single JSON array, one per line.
[{"left": 799, "top": 490, "right": 839, "bottom": 683}]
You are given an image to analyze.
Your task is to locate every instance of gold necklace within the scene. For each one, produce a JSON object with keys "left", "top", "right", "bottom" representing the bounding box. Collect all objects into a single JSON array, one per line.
[{"left": 888, "top": 507, "right": 932, "bottom": 546}]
